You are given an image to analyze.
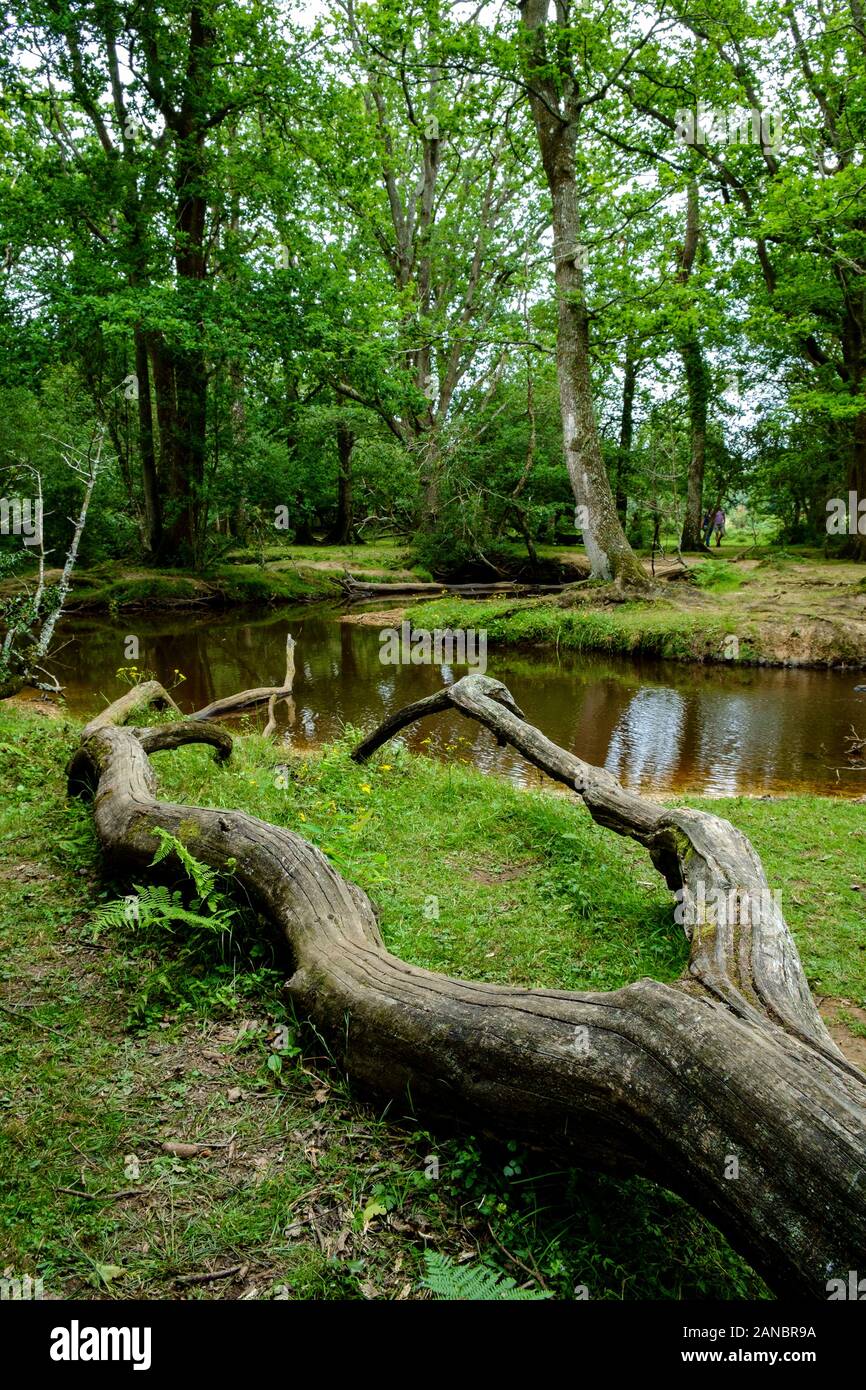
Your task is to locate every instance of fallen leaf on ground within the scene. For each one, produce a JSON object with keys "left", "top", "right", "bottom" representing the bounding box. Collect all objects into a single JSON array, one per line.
[{"left": 162, "top": 1141, "right": 209, "bottom": 1158}]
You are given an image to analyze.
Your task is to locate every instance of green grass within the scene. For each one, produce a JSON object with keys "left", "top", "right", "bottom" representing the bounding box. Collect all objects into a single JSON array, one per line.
[
  {"left": 207, "top": 564, "right": 339, "bottom": 604},
  {"left": 409, "top": 595, "right": 739, "bottom": 663},
  {"left": 68, "top": 570, "right": 202, "bottom": 609},
  {"left": 37, "top": 544, "right": 420, "bottom": 611},
  {"left": 7, "top": 703, "right": 862, "bottom": 1300},
  {"left": 153, "top": 731, "right": 687, "bottom": 995},
  {"left": 691, "top": 796, "right": 866, "bottom": 1002},
  {"left": 225, "top": 540, "right": 415, "bottom": 568},
  {"left": 693, "top": 559, "right": 747, "bottom": 593},
  {"left": 60, "top": 562, "right": 341, "bottom": 610}
]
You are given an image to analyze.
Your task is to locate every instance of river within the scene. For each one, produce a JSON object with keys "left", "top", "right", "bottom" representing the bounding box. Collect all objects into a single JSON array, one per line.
[{"left": 48, "top": 603, "right": 866, "bottom": 798}]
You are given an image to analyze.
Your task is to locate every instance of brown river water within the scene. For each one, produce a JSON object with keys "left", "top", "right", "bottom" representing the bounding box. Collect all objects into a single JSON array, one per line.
[{"left": 48, "top": 603, "right": 866, "bottom": 798}]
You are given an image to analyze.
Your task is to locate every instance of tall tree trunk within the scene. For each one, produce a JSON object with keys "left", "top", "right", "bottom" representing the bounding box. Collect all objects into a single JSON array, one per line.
[
  {"left": 158, "top": 7, "right": 212, "bottom": 566},
  {"left": 840, "top": 383, "right": 866, "bottom": 562},
  {"left": 616, "top": 346, "right": 637, "bottom": 524},
  {"left": 680, "top": 339, "right": 710, "bottom": 550},
  {"left": 147, "top": 332, "right": 179, "bottom": 565},
  {"left": 164, "top": 347, "right": 206, "bottom": 563},
  {"left": 134, "top": 327, "right": 163, "bottom": 559},
  {"left": 331, "top": 424, "right": 355, "bottom": 544},
  {"left": 849, "top": 408, "right": 866, "bottom": 561},
  {"left": 520, "top": 0, "right": 648, "bottom": 588},
  {"left": 676, "top": 183, "right": 710, "bottom": 552},
  {"left": 147, "top": 335, "right": 206, "bottom": 565},
  {"left": 282, "top": 365, "right": 312, "bottom": 542},
  {"left": 416, "top": 430, "right": 442, "bottom": 532},
  {"left": 511, "top": 504, "right": 540, "bottom": 569},
  {"left": 228, "top": 360, "right": 248, "bottom": 543},
  {"left": 164, "top": 130, "right": 208, "bottom": 563}
]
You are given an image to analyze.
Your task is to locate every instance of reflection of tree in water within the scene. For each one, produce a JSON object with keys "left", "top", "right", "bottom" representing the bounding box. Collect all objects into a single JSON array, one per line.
[
  {"left": 696, "top": 690, "right": 785, "bottom": 796},
  {"left": 605, "top": 688, "right": 687, "bottom": 790},
  {"left": 149, "top": 629, "right": 215, "bottom": 711},
  {"left": 55, "top": 608, "right": 865, "bottom": 795}
]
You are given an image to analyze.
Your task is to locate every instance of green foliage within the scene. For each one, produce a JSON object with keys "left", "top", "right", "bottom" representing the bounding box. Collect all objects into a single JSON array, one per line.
[
  {"left": 692, "top": 559, "right": 743, "bottom": 593},
  {"left": 1, "top": 0, "right": 862, "bottom": 574},
  {"left": 420, "top": 1251, "right": 550, "bottom": 1301},
  {"left": 88, "top": 830, "right": 264, "bottom": 1028}
]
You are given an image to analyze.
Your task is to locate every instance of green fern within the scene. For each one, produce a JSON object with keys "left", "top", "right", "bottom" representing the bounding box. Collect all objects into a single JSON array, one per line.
[
  {"left": 151, "top": 827, "right": 218, "bottom": 904},
  {"left": 420, "top": 1251, "right": 550, "bottom": 1301},
  {"left": 90, "top": 883, "right": 230, "bottom": 937},
  {"left": 90, "top": 831, "right": 234, "bottom": 940},
  {"left": 88, "top": 832, "right": 243, "bottom": 1026}
]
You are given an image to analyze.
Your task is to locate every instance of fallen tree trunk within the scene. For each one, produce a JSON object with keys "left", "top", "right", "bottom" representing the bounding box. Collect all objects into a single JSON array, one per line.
[
  {"left": 188, "top": 632, "right": 295, "bottom": 729},
  {"left": 341, "top": 578, "right": 578, "bottom": 600},
  {"left": 341, "top": 562, "right": 694, "bottom": 603},
  {"left": 68, "top": 675, "right": 866, "bottom": 1296}
]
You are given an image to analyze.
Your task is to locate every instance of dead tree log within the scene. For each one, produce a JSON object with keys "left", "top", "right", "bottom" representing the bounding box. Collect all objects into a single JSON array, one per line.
[
  {"left": 188, "top": 632, "right": 295, "bottom": 728},
  {"left": 68, "top": 677, "right": 866, "bottom": 1297},
  {"left": 341, "top": 578, "right": 577, "bottom": 600}
]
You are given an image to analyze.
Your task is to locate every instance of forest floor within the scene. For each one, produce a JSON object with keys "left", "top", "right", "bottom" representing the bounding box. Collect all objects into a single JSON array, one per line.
[
  {"left": 409, "top": 548, "right": 866, "bottom": 667},
  {"left": 2, "top": 702, "right": 865, "bottom": 1300}
]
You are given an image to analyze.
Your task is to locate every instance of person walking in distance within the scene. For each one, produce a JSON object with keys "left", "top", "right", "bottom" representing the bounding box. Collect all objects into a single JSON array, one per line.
[{"left": 701, "top": 507, "right": 714, "bottom": 547}]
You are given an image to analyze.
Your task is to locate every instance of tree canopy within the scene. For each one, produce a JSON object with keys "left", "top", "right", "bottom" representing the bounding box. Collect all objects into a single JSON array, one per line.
[{"left": 0, "top": 0, "right": 863, "bottom": 569}]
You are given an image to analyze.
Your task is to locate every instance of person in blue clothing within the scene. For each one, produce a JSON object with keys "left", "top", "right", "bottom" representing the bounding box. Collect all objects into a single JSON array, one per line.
[{"left": 701, "top": 508, "right": 714, "bottom": 546}]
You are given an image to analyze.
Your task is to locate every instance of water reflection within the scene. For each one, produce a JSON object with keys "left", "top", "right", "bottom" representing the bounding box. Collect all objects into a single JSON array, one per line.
[
  {"left": 606, "top": 688, "right": 687, "bottom": 788},
  {"left": 50, "top": 604, "right": 866, "bottom": 798}
]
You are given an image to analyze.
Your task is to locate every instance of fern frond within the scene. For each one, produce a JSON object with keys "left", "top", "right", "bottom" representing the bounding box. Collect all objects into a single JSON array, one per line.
[
  {"left": 151, "top": 827, "right": 217, "bottom": 903},
  {"left": 90, "top": 882, "right": 231, "bottom": 938},
  {"left": 420, "top": 1251, "right": 550, "bottom": 1301}
]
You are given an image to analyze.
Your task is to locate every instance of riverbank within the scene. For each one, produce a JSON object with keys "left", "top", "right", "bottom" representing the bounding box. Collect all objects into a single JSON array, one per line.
[
  {"left": 2, "top": 546, "right": 864, "bottom": 667},
  {"left": 0, "top": 542, "right": 428, "bottom": 613},
  {"left": 1, "top": 701, "right": 864, "bottom": 1299},
  {"left": 408, "top": 553, "right": 866, "bottom": 668}
]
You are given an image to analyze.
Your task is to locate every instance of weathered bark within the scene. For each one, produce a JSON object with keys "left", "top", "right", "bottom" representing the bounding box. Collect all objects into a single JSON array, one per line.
[
  {"left": 676, "top": 183, "right": 711, "bottom": 553},
  {"left": 67, "top": 673, "right": 866, "bottom": 1295},
  {"left": 341, "top": 577, "right": 578, "bottom": 600},
  {"left": 520, "top": 1, "right": 648, "bottom": 589}
]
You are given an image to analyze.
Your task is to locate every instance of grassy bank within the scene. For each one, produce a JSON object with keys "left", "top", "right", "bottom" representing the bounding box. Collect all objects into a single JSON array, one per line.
[
  {"left": 0, "top": 542, "right": 434, "bottom": 613},
  {"left": 410, "top": 552, "right": 866, "bottom": 668},
  {"left": 1, "top": 703, "right": 863, "bottom": 1299},
  {"left": 409, "top": 593, "right": 734, "bottom": 662},
  {"left": 5, "top": 547, "right": 863, "bottom": 669},
  {"left": 65, "top": 561, "right": 342, "bottom": 611}
]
